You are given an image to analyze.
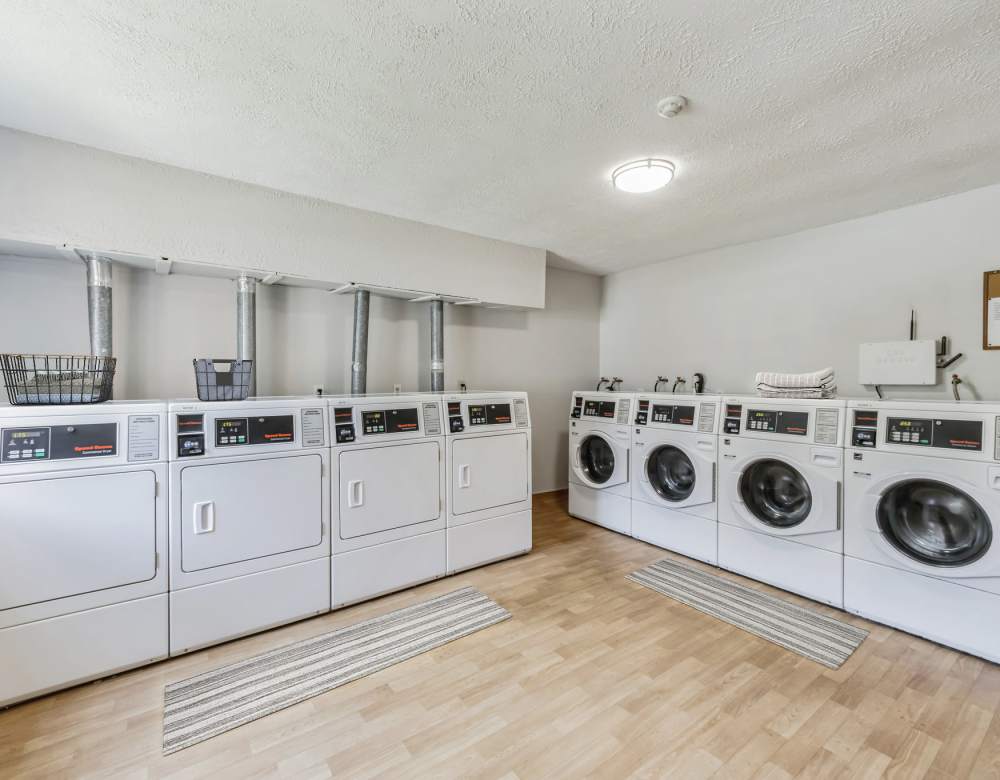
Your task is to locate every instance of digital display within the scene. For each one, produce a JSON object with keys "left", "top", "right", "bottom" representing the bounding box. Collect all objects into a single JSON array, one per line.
[
  {"left": 2, "top": 427, "right": 50, "bottom": 462},
  {"left": 584, "top": 400, "right": 616, "bottom": 418},
  {"left": 216, "top": 417, "right": 249, "bottom": 446},
  {"left": 334, "top": 407, "right": 353, "bottom": 423},
  {"left": 448, "top": 402, "right": 462, "bottom": 416},
  {"left": 362, "top": 408, "right": 420, "bottom": 435},
  {"left": 726, "top": 404, "right": 743, "bottom": 419}
]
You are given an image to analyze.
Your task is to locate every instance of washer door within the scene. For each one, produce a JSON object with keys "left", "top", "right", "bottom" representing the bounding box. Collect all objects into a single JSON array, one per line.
[
  {"left": 579, "top": 434, "right": 617, "bottom": 485},
  {"left": 877, "top": 479, "right": 992, "bottom": 567},
  {"left": 739, "top": 458, "right": 812, "bottom": 528},
  {"left": 646, "top": 445, "right": 696, "bottom": 502}
]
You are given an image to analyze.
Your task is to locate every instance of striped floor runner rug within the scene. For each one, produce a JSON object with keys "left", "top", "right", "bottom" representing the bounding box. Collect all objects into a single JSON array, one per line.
[
  {"left": 627, "top": 559, "right": 868, "bottom": 669},
  {"left": 163, "top": 587, "right": 510, "bottom": 754}
]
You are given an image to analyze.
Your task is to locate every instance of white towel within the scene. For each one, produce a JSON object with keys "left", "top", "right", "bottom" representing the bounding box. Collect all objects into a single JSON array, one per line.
[{"left": 754, "top": 367, "right": 835, "bottom": 390}]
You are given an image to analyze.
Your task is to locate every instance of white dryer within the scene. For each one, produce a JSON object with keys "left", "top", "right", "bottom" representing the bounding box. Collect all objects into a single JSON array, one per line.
[
  {"left": 328, "top": 394, "right": 446, "bottom": 608},
  {"left": 443, "top": 391, "right": 532, "bottom": 573},
  {"left": 717, "top": 396, "right": 846, "bottom": 607},
  {"left": 0, "top": 402, "right": 167, "bottom": 707},
  {"left": 568, "top": 391, "right": 635, "bottom": 536},
  {"left": 844, "top": 399, "right": 1000, "bottom": 662},
  {"left": 168, "top": 398, "right": 330, "bottom": 655},
  {"left": 631, "top": 393, "right": 721, "bottom": 564}
]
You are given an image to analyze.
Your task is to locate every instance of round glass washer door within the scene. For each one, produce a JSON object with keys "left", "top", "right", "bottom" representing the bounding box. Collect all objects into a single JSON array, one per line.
[
  {"left": 579, "top": 434, "right": 616, "bottom": 485},
  {"left": 646, "top": 445, "right": 696, "bottom": 502},
  {"left": 739, "top": 458, "right": 812, "bottom": 528},
  {"left": 877, "top": 479, "right": 992, "bottom": 567}
]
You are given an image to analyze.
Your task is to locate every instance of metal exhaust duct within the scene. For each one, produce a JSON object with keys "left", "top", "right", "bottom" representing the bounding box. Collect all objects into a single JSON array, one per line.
[
  {"left": 236, "top": 274, "right": 257, "bottom": 397},
  {"left": 350, "top": 288, "right": 370, "bottom": 394},
  {"left": 430, "top": 299, "right": 444, "bottom": 392},
  {"left": 83, "top": 253, "right": 113, "bottom": 359}
]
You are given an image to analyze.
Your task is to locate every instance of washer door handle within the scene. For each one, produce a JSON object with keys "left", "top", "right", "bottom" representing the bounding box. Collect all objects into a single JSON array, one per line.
[
  {"left": 193, "top": 501, "right": 215, "bottom": 534},
  {"left": 641, "top": 455, "right": 649, "bottom": 483},
  {"left": 347, "top": 479, "right": 365, "bottom": 508},
  {"left": 459, "top": 464, "right": 472, "bottom": 488}
]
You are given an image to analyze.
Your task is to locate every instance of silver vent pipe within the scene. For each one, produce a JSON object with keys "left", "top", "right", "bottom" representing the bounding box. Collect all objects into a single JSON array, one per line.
[
  {"left": 83, "top": 253, "right": 113, "bottom": 358},
  {"left": 430, "top": 299, "right": 444, "bottom": 392},
  {"left": 350, "top": 288, "right": 370, "bottom": 394},
  {"left": 236, "top": 274, "right": 257, "bottom": 397}
]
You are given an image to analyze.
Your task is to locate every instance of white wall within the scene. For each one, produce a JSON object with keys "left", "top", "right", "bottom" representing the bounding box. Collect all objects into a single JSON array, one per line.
[
  {"left": 601, "top": 183, "right": 1000, "bottom": 401},
  {"left": 0, "top": 258, "right": 599, "bottom": 492},
  {"left": 0, "top": 126, "right": 546, "bottom": 308}
]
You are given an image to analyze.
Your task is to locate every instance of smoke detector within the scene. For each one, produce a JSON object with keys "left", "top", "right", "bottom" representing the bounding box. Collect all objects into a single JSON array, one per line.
[{"left": 656, "top": 95, "right": 688, "bottom": 118}]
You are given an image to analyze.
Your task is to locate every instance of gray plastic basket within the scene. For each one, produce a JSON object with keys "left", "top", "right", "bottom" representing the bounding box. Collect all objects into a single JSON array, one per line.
[{"left": 193, "top": 359, "right": 253, "bottom": 401}]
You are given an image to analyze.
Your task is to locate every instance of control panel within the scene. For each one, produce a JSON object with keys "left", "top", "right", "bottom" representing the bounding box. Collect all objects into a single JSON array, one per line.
[
  {"left": 886, "top": 417, "right": 982, "bottom": 451},
  {"left": 651, "top": 404, "right": 695, "bottom": 426},
  {"left": 746, "top": 409, "right": 808, "bottom": 436},
  {"left": 332, "top": 402, "right": 441, "bottom": 443},
  {"left": 584, "top": 399, "right": 616, "bottom": 419},
  {"left": 173, "top": 407, "right": 323, "bottom": 457},
  {"left": 851, "top": 409, "right": 878, "bottom": 448},
  {"left": 2, "top": 423, "right": 117, "bottom": 463},
  {"left": 362, "top": 408, "right": 419, "bottom": 435}
]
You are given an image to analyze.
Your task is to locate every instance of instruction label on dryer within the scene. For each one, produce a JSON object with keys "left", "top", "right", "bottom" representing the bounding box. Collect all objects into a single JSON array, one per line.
[
  {"left": 301, "top": 408, "right": 326, "bottom": 447},
  {"left": 128, "top": 415, "right": 159, "bottom": 461}
]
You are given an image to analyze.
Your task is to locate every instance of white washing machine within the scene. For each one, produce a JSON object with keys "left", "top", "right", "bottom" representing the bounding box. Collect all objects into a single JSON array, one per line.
[
  {"left": 168, "top": 398, "right": 330, "bottom": 655},
  {"left": 631, "top": 393, "right": 721, "bottom": 564},
  {"left": 0, "top": 402, "right": 168, "bottom": 706},
  {"left": 844, "top": 399, "right": 1000, "bottom": 662},
  {"left": 717, "top": 396, "right": 846, "bottom": 607},
  {"left": 328, "top": 394, "right": 446, "bottom": 608},
  {"left": 443, "top": 391, "right": 532, "bottom": 573},
  {"left": 568, "top": 391, "right": 635, "bottom": 536}
]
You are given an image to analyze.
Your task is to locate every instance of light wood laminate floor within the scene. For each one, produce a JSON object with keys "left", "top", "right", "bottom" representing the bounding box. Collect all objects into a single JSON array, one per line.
[{"left": 2, "top": 491, "right": 999, "bottom": 779}]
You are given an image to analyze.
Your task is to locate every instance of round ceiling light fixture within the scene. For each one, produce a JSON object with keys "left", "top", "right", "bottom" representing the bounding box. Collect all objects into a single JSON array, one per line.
[{"left": 611, "top": 158, "right": 675, "bottom": 194}]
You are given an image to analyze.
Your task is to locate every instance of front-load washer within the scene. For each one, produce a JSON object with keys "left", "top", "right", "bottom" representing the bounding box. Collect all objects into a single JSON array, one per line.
[
  {"left": 631, "top": 393, "right": 721, "bottom": 564},
  {"left": 167, "top": 398, "right": 330, "bottom": 655},
  {"left": 568, "top": 390, "right": 635, "bottom": 536},
  {"left": 443, "top": 391, "right": 532, "bottom": 573},
  {"left": 328, "top": 394, "right": 446, "bottom": 608},
  {"left": 0, "top": 401, "right": 168, "bottom": 706},
  {"left": 844, "top": 399, "right": 1000, "bottom": 662},
  {"left": 717, "top": 396, "right": 846, "bottom": 607}
]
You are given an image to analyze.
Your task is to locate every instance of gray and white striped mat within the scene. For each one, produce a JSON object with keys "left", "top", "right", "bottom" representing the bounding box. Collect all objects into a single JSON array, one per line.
[
  {"left": 627, "top": 559, "right": 868, "bottom": 669},
  {"left": 163, "top": 587, "right": 510, "bottom": 754}
]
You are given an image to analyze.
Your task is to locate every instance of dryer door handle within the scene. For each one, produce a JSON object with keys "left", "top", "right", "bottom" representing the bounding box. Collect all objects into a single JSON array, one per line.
[
  {"left": 459, "top": 464, "right": 471, "bottom": 488},
  {"left": 347, "top": 479, "right": 365, "bottom": 508},
  {"left": 193, "top": 501, "right": 215, "bottom": 534}
]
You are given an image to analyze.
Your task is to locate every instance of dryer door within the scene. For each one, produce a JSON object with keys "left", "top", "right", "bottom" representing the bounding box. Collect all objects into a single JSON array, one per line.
[
  {"left": 451, "top": 433, "right": 528, "bottom": 516},
  {"left": 339, "top": 440, "right": 441, "bottom": 539},
  {"left": 573, "top": 431, "right": 627, "bottom": 489},
  {"left": 0, "top": 470, "right": 157, "bottom": 610},
  {"left": 641, "top": 440, "right": 714, "bottom": 508},
  {"left": 180, "top": 454, "right": 323, "bottom": 572},
  {"left": 877, "top": 479, "right": 992, "bottom": 567}
]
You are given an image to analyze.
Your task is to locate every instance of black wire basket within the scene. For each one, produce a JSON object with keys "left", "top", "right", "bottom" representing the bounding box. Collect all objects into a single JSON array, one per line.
[
  {"left": 0, "top": 354, "right": 116, "bottom": 405},
  {"left": 193, "top": 359, "right": 253, "bottom": 401}
]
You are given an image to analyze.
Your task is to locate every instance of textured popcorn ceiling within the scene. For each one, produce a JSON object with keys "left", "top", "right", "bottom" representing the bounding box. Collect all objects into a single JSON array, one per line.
[{"left": 1, "top": 1, "right": 999, "bottom": 274}]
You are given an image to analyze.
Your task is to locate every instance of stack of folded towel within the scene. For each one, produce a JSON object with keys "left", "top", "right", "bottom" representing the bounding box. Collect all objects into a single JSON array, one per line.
[{"left": 755, "top": 367, "right": 837, "bottom": 399}]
